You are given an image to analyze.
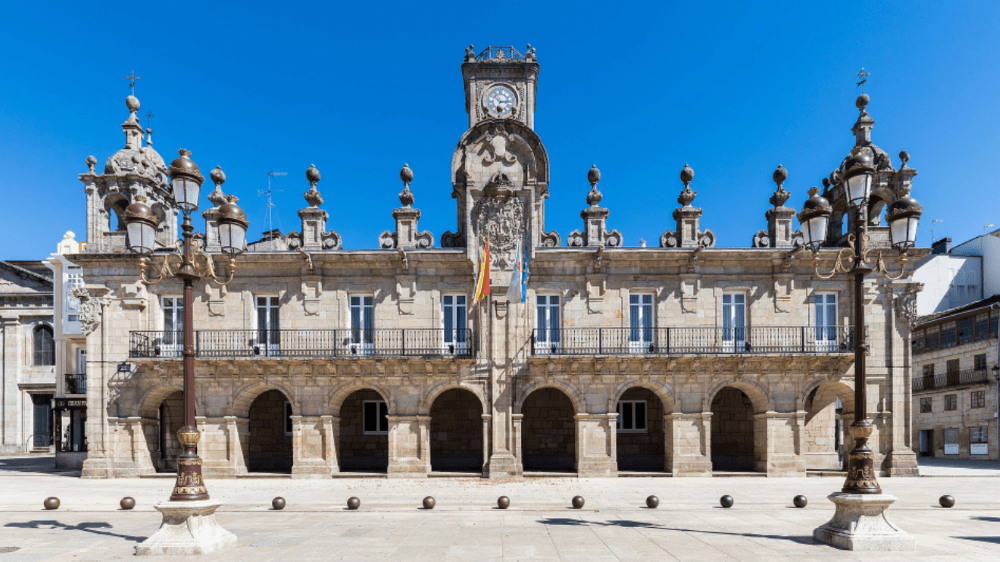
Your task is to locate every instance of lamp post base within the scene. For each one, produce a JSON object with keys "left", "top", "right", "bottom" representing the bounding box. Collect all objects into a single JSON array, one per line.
[
  {"left": 813, "top": 493, "right": 914, "bottom": 551},
  {"left": 134, "top": 500, "right": 237, "bottom": 556}
]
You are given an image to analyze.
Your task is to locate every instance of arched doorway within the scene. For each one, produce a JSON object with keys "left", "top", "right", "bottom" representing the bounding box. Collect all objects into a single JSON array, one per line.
[
  {"left": 710, "top": 387, "right": 758, "bottom": 472},
  {"left": 803, "top": 382, "right": 855, "bottom": 470},
  {"left": 338, "top": 389, "right": 389, "bottom": 473},
  {"left": 247, "top": 389, "right": 293, "bottom": 473},
  {"left": 430, "top": 388, "right": 483, "bottom": 472},
  {"left": 521, "top": 388, "right": 576, "bottom": 472},
  {"left": 616, "top": 387, "right": 666, "bottom": 472},
  {"left": 156, "top": 391, "right": 184, "bottom": 473}
]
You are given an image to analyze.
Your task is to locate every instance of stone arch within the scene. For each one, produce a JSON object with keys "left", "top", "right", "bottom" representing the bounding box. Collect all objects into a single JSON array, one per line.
[
  {"left": 608, "top": 380, "right": 675, "bottom": 415},
  {"left": 231, "top": 382, "right": 299, "bottom": 418},
  {"left": 245, "top": 388, "right": 294, "bottom": 473},
  {"left": 801, "top": 379, "right": 856, "bottom": 471},
  {"left": 704, "top": 379, "right": 769, "bottom": 413},
  {"left": 514, "top": 380, "right": 584, "bottom": 414},
  {"left": 520, "top": 385, "right": 577, "bottom": 472},
  {"left": 429, "top": 387, "right": 485, "bottom": 472},
  {"left": 451, "top": 119, "right": 550, "bottom": 188},
  {"left": 708, "top": 384, "right": 764, "bottom": 472},
  {"left": 421, "top": 381, "right": 488, "bottom": 415},
  {"left": 329, "top": 382, "right": 393, "bottom": 416},
  {"left": 799, "top": 379, "right": 855, "bottom": 414},
  {"left": 137, "top": 384, "right": 184, "bottom": 419},
  {"left": 31, "top": 323, "right": 55, "bottom": 366},
  {"left": 334, "top": 385, "right": 391, "bottom": 473},
  {"left": 104, "top": 193, "right": 129, "bottom": 232},
  {"left": 829, "top": 198, "right": 848, "bottom": 241},
  {"left": 134, "top": 385, "right": 185, "bottom": 473}
]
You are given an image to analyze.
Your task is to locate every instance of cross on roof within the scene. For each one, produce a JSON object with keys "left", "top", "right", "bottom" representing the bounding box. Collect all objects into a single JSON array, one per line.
[
  {"left": 146, "top": 111, "right": 153, "bottom": 129},
  {"left": 126, "top": 71, "right": 140, "bottom": 95},
  {"left": 856, "top": 67, "right": 870, "bottom": 93}
]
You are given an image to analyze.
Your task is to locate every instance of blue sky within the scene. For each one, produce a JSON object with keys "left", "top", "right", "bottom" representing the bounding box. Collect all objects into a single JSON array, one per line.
[{"left": 1, "top": 1, "right": 998, "bottom": 259}]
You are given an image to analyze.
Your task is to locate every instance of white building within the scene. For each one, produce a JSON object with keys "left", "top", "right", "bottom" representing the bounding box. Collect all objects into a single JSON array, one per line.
[{"left": 913, "top": 230, "right": 1000, "bottom": 316}]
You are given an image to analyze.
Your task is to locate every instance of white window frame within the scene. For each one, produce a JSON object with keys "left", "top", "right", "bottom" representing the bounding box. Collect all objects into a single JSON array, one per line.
[
  {"left": 629, "top": 293, "right": 654, "bottom": 352},
  {"left": 535, "top": 294, "right": 562, "bottom": 355},
  {"left": 255, "top": 296, "right": 280, "bottom": 356},
  {"left": 815, "top": 292, "right": 839, "bottom": 352},
  {"left": 441, "top": 294, "right": 468, "bottom": 354},
  {"left": 944, "top": 428, "right": 960, "bottom": 455},
  {"left": 616, "top": 400, "right": 648, "bottom": 433},
  {"left": 722, "top": 292, "right": 747, "bottom": 352},
  {"left": 77, "top": 348, "right": 86, "bottom": 375},
  {"left": 349, "top": 295, "right": 375, "bottom": 355},
  {"left": 362, "top": 400, "right": 388, "bottom": 435},
  {"left": 283, "top": 401, "right": 293, "bottom": 436},
  {"left": 65, "top": 267, "right": 83, "bottom": 324},
  {"left": 161, "top": 296, "right": 184, "bottom": 355}
]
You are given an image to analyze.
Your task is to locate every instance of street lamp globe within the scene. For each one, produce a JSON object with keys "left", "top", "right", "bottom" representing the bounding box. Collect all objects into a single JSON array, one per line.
[
  {"left": 168, "top": 149, "right": 204, "bottom": 212},
  {"left": 217, "top": 196, "right": 250, "bottom": 256},
  {"left": 123, "top": 195, "right": 158, "bottom": 255},
  {"left": 842, "top": 149, "right": 875, "bottom": 208},
  {"left": 797, "top": 187, "right": 832, "bottom": 252},
  {"left": 886, "top": 196, "right": 923, "bottom": 251}
]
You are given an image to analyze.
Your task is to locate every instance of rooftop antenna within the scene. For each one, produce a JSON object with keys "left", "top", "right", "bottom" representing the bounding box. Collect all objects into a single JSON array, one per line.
[
  {"left": 926, "top": 219, "right": 943, "bottom": 242},
  {"left": 985, "top": 224, "right": 995, "bottom": 236},
  {"left": 259, "top": 172, "right": 287, "bottom": 237}
]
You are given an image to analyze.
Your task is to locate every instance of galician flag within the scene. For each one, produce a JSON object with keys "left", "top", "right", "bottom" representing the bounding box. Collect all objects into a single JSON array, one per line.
[
  {"left": 474, "top": 240, "right": 490, "bottom": 305},
  {"left": 507, "top": 238, "right": 523, "bottom": 302}
]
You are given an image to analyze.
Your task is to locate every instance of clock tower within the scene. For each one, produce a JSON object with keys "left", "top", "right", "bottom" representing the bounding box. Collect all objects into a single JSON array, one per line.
[{"left": 462, "top": 45, "right": 539, "bottom": 130}]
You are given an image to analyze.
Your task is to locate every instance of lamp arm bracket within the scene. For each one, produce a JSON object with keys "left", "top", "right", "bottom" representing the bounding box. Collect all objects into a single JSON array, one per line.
[
  {"left": 812, "top": 247, "right": 855, "bottom": 280},
  {"left": 193, "top": 249, "right": 237, "bottom": 286},
  {"left": 138, "top": 252, "right": 181, "bottom": 286},
  {"left": 876, "top": 251, "right": 909, "bottom": 281}
]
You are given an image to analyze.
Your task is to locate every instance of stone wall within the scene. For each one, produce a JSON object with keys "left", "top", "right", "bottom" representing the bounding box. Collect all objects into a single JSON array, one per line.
[
  {"left": 616, "top": 387, "right": 665, "bottom": 472},
  {"left": 339, "top": 389, "right": 388, "bottom": 472},
  {"left": 802, "top": 383, "right": 852, "bottom": 470},
  {"left": 522, "top": 388, "right": 575, "bottom": 472},
  {"left": 430, "top": 389, "right": 482, "bottom": 472},
  {"left": 710, "top": 388, "right": 755, "bottom": 471},
  {"left": 247, "top": 389, "right": 292, "bottom": 472}
]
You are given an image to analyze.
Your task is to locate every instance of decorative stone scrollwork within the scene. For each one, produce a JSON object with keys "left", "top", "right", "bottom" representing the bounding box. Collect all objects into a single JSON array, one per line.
[
  {"left": 473, "top": 191, "right": 525, "bottom": 270},
  {"left": 540, "top": 230, "right": 560, "bottom": 247},
  {"left": 660, "top": 164, "right": 716, "bottom": 249},
  {"left": 441, "top": 230, "right": 465, "bottom": 248},
  {"left": 895, "top": 282, "right": 923, "bottom": 329},
  {"left": 74, "top": 288, "right": 109, "bottom": 337},
  {"left": 752, "top": 229, "right": 770, "bottom": 248}
]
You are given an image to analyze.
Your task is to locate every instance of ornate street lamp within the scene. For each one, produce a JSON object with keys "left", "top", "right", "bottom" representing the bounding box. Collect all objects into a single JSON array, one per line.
[{"left": 126, "top": 149, "right": 247, "bottom": 555}]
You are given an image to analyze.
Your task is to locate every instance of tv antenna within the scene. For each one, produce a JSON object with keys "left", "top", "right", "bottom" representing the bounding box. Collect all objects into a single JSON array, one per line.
[
  {"left": 926, "top": 218, "right": 943, "bottom": 242},
  {"left": 259, "top": 172, "right": 287, "bottom": 237}
]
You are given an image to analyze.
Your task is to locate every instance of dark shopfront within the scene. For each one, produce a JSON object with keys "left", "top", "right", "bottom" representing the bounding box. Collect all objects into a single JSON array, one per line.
[{"left": 52, "top": 398, "right": 87, "bottom": 454}]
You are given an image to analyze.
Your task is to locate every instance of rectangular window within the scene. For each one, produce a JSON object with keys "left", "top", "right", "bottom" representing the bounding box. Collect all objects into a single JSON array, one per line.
[
  {"left": 912, "top": 329, "right": 924, "bottom": 352},
  {"left": 925, "top": 325, "right": 940, "bottom": 350},
  {"left": 65, "top": 269, "right": 83, "bottom": 323},
  {"left": 944, "top": 394, "right": 957, "bottom": 411},
  {"left": 971, "top": 427, "right": 988, "bottom": 444},
  {"left": 284, "top": 401, "right": 293, "bottom": 436},
  {"left": 971, "top": 391, "right": 986, "bottom": 409},
  {"left": 629, "top": 293, "right": 654, "bottom": 351},
  {"left": 616, "top": 400, "right": 647, "bottom": 433},
  {"left": 991, "top": 308, "right": 999, "bottom": 335},
  {"left": 363, "top": 400, "right": 388, "bottom": 434},
  {"left": 256, "top": 296, "right": 280, "bottom": 356},
  {"left": 442, "top": 294, "right": 468, "bottom": 354},
  {"left": 922, "top": 364, "right": 935, "bottom": 378},
  {"left": 975, "top": 313, "right": 989, "bottom": 341},
  {"left": 919, "top": 397, "right": 932, "bottom": 413},
  {"left": 161, "top": 296, "right": 184, "bottom": 354},
  {"left": 722, "top": 292, "right": 746, "bottom": 351},
  {"left": 815, "top": 293, "right": 838, "bottom": 349},
  {"left": 957, "top": 316, "right": 975, "bottom": 344},
  {"left": 944, "top": 429, "right": 959, "bottom": 455},
  {"left": 349, "top": 295, "right": 374, "bottom": 353},
  {"left": 941, "top": 321, "right": 957, "bottom": 348},
  {"left": 974, "top": 354, "right": 987, "bottom": 371},
  {"left": 535, "top": 295, "right": 561, "bottom": 353}
]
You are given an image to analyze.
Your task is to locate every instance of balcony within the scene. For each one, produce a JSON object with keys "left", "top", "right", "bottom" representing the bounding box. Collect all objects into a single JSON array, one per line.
[
  {"left": 531, "top": 326, "right": 854, "bottom": 356},
  {"left": 912, "top": 369, "right": 990, "bottom": 393},
  {"left": 64, "top": 374, "right": 86, "bottom": 395},
  {"left": 129, "top": 329, "right": 475, "bottom": 360}
]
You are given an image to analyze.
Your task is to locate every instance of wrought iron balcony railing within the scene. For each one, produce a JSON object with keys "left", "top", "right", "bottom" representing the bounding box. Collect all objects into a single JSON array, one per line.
[
  {"left": 912, "top": 369, "right": 991, "bottom": 392},
  {"left": 64, "top": 374, "right": 86, "bottom": 395},
  {"left": 129, "top": 329, "right": 474, "bottom": 359},
  {"left": 476, "top": 45, "right": 525, "bottom": 61},
  {"left": 531, "top": 326, "right": 854, "bottom": 356}
]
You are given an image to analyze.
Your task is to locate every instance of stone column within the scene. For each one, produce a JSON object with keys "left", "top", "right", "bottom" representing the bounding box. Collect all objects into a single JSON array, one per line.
[
  {"left": 755, "top": 412, "right": 806, "bottom": 476},
  {"left": 481, "top": 414, "right": 492, "bottom": 472},
  {"left": 291, "top": 415, "right": 334, "bottom": 478},
  {"left": 487, "top": 294, "right": 520, "bottom": 478},
  {"left": 510, "top": 413, "right": 523, "bottom": 474},
  {"left": 0, "top": 317, "right": 22, "bottom": 454},
  {"left": 667, "top": 412, "right": 713, "bottom": 476},
  {"left": 223, "top": 416, "right": 248, "bottom": 476},
  {"left": 198, "top": 416, "right": 239, "bottom": 477},
  {"left": 322, "top": 415, "right": 339, "bottom": 473},
  {"left": 574, "top": 413, "right": 617, "bottom": 477},
  {"left": 387, "top": 414, "right": 430, "bottom": 478},
  {"left": 128, "top": 417, "right": 155, "bottom": 475}
]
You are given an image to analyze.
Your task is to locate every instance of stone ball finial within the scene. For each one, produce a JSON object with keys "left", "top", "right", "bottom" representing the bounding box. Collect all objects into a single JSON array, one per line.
[
  {"left": 210, "top": 165, "right": 226, "bottom": 187},
  {"left": 680, "top": 163, "right": 694, "bottom": 185},
  {"left": 126, "top": 95, "right": 140, "bottom": 113},
  {"left": 899, "top": 150, "right": 910, "bottom": 169},
  {"left": 306, "top": 164, "right": 321, "bottom": 186},
  {"left": 772, "top": 164, "right": 788, "bottom": 186},
  {"left": 64, "top": 231, "right": 75, "bottom": 240},
  {"left": 400, "top": 163, "right": 413, "bottom": 186},
  {"left": 86, "top": 155, "right": 97, "bottom": 173},
  {"left": 856, "top": 93, "right": 870, "bottom": 112},
  {"left": 588, "top": 164, "right": 600, "bottom": 187}
]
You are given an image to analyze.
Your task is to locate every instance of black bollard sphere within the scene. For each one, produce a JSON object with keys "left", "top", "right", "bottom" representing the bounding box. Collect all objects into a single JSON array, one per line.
[
  {"left": 939, "top": 495, "right": 955, "bottom": 508},
  {"left": 497, "top": 496, "right": 510, "bottom": 509},
  {"left": 43, "top": 497, "right": 60, "bottom": 510},
  {"left": 120, "top": 497, "right": 136, "bottom": 510},
  {"left": 793, "top": 495, "right": 807, "bottom": 508},
  {"left": 720, "top": 495, "right": 734, "bottom": 508},
  {"left": 347, "top": 497, "right": 360, "bottom": 510},
  {"left": 572, "top": 496, "right": 585, "bottom": 509},
  {"left": 422, "top": 496, "right": 436, "bottom": 510},
  {"left": 272, "top": 497, "right": 286, "bottom": 510},
  {"left": 646, "top": 495, "right": 659, "bottom": 509}
]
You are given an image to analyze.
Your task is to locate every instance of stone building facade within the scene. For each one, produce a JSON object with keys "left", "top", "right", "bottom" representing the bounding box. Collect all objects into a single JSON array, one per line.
[
  {"left": 911, "top": 296, "right": 999, "bottom": 460},
  {"left": 71, "top": 46, "right": 925, "bottom": 479}
]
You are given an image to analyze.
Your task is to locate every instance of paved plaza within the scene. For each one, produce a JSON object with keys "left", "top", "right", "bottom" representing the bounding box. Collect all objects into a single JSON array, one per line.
[{"left": 1, "top": 456, "right": 999, "bottom": 561}]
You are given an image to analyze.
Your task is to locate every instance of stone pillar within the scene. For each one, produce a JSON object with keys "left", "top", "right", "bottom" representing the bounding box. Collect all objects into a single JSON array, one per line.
[
  {"left": 481, "top": 414, "right": 492, "bottom": 472},
  {"left": 667, "top": 412, "right": 713, "bottom": 476},
  {"left": 510, "top": 413, "right": 523, "bottom": 474},
  {"left": 756, "top": 412, "right": 806, "bottom": 476},
  {"left": 291, "top": 415, "right": 334, "bottom": 478},
  {"left": 198, "top": 416, "right": 239, "bottom": 477},
  {"left": 574, "top": 413, "right": 617, "bottom": 477},
  {"left": 486, "top": 294, "right": 520, "bottom": 478},
  {"left": 322, "top": 415, "right": 339, "bottom": 473},
  {"left": 566, "top": 166, "right": 622, "bottom": 248},
  {"left": 221, "top": 416, "right": 248, "bottom": 476},
  {"left": 387, "top": 414, "right": 430, "bottom": 478},
  {"left": 660, "top": 165, "right": 716, "bottom": 249},
  {"left": 0, "top": 317, "right": 22, "bottom": 454},
  {"left": 128, "top": 417, "right": 155, "bottom": 475}
]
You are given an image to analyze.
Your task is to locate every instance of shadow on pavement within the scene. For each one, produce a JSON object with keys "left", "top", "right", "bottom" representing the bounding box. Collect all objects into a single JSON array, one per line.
[
  {"left": 972, "top": 516, "right": 1000, "bottom": 523},
  {"left": 0, "top": 457, "right": 79, "bottom": 477},
  {"left": 5, "top": 520, "right": 146, "bottom": 542},
  {"left": 955, "top": 536, "right": 1000, "bottom": 544},
  {"left": 537, "top": 517, "right": 815, "bottom": 544}
]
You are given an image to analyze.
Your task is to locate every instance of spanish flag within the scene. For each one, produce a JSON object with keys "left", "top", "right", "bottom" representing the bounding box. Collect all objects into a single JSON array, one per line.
[{"left": 474, "top": 240, "right": 490, "bottom": 305}]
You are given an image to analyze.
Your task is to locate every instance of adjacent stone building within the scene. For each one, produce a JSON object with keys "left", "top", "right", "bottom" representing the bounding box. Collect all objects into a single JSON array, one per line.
[{"left": 70, "top": 45, "right": 926, "bottom": 479}]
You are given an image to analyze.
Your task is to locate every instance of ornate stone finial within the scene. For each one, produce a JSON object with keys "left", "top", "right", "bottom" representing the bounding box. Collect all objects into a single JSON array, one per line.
[
  {"left": 808, "top": 186, "right": 820, "bottom": 198},
  {"left": 208, "top": 166, "right": 227, "bottom": 206},
  {"left": 770, "top": 165, "right": 791, "bottom": 208},
  {"left": 856, "top": 93, "right": 870, "bottom": 115},
  {"left": 303, "top": 164, "right": 323, "bottom": 208},
  {"left": 86, "top": 155, "right": 97, "bottom": 173},
  {"left": 680, "top": 163, "right": 694, "bottom": 186},
  {"left": 306, "top": 164, "right": 320, "bottom": 187},
  {"left": 677, "top": 164, "right": 697, "bottom": 206},
  {"left": 225, "top": 194, "right": 239, "bottom": 204},
  {"left": 126, "top": 94, "right": 140, "bottom": 115},
  {"left": 398, "top": 164, "right": 415, "bottom": 207},
  {"left": 588, "top": 164, "right": 601, "bottom": 187},
  {"left": 585, "top": 165, "right": 603, "bottom": 206},
  {"left": 772, "top": 164, "right": 788, "bottom": 188},
  {"left": 899, "top": 150, "right": 910, "bottom": 169},
  {"left": 145, "top": 127, "right": 153, "bottom": 147}
]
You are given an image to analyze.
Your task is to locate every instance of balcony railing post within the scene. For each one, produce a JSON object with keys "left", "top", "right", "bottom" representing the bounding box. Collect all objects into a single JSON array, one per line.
[
  {"left": 531, "top": 331, "right": 535, "bottom": 355},
  {"left": 598, "top": 328, "right": 603, "bottom": 355},
  {"left": 402, "top": 329, "right": 406, "bottom": 356},
  {"left": 801, "top": 327, "right": 805, "bottom": 354}
]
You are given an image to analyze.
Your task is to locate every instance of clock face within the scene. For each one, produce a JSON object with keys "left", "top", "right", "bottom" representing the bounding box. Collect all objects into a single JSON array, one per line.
[{"left": 486, "top": 85, "right": 516, "bottom": 117}]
